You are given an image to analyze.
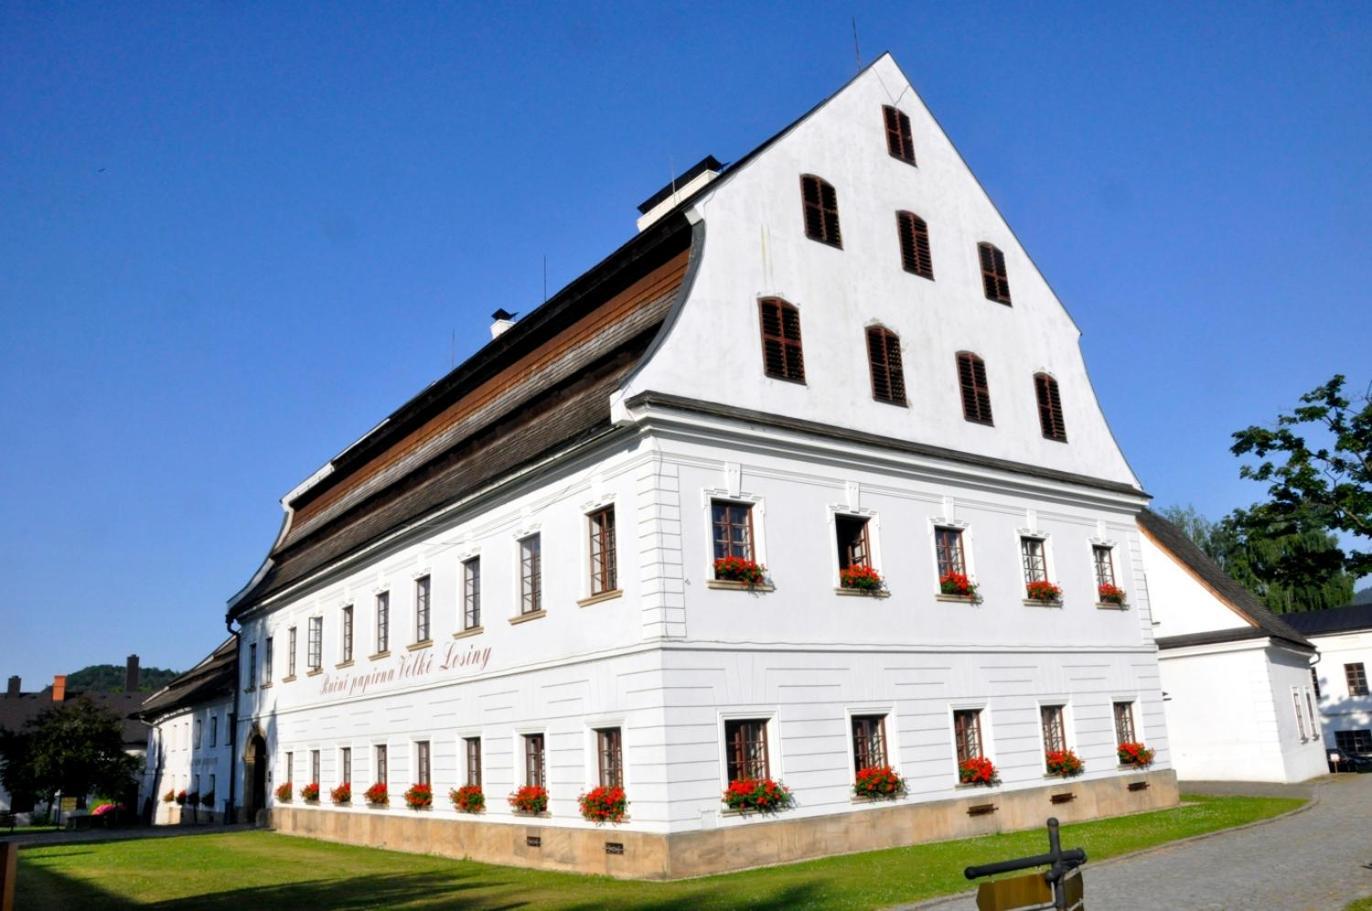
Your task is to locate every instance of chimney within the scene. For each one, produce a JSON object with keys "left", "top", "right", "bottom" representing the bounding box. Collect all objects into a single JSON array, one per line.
[
  {"left": 5, "top": 676, "right": 18, "bottom": 697},
  {"left": 490, "top": 309, "right": 517, "bottom": 339},
  {"left": 52, "top": 675, "right": 66, "bottom": 703},
  {"left": 635, "top": 155, "right": 723, "bottom": 232},
  {"left": 126, "top": 654, "right": 141, "bottom": 693}
]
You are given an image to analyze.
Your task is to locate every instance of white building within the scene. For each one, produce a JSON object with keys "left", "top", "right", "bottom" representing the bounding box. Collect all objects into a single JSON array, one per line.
[
  {"left": 1138, "top": 510, "right": 1328, "bottom": 783},
  {"left": 223, "top": 54, "right": 1177, "bottom": 878},
  {"left": 1286, "top": 604, "right": 1372, "bottom": 763},
  {"left": 137, "top": 638, "right": 236, "bottom": 823}
]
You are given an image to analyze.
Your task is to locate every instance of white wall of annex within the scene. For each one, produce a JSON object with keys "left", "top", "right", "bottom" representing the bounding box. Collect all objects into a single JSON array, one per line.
[
  {"left": 1140, "top": 531, "right": 1250, "bottom": 638},
  {"left": 1310, "top": 628, "right": 1372, "bottom": 747},
  {"left": 140, "top": 698, "right": 234, "bottom": 823}
]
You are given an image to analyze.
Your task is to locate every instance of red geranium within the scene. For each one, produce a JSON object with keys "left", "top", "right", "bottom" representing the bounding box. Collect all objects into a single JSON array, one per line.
[
  {"left": 1098, "top": 584, "right": 1127, "bottom": 605},
  {"left": 578, "top": 785, "right": 628, "bottom": 824},
  {"left": 1045, "top": 749, "right": 1084, "bottom": 777},
  {"left": 853, "top": 765, "right": 905, "bottom": 799},
  {"left": 840, "top": 564, "right": 884, "bottom": 593},
  {"left": 939, "top": 572, "right": 977, "bottom": 597},
  {"left": 364, "top": 782, "right": 388, "bottom": 806},
  {"left": 175, "top": 789, "right": 188, "bottom": 805},
  {"left": 958, "top": 756, "right": 999, "bottom": 786},
  {"left": 451, "top": 785, "right": 485, "bottom": 814},
  {"left": 722, "top": 778, "right": 793, "bottom": 814},
  {"left": 509, "top": 785, "right": 548, "bottom": 814},
  {"left": 1117, "top": 742, "right": 1154, "bottom": 767},
  {"left": 1026, "top": 580, "right": 1063, "bottom": 603},
  {"left": 404, "top": 783, "right": 432, "bottom": 810},
  {"left": 162, "top": 788, "right": 176, "bottom": 803},
  {"left": 714, "top": 556, "right": 767, "bottom": 586},
  {"left": 274, "top": 782, "right": 293, "bottom": 803},
  {"left": 300, "top": 782, "right": 320, "bottom": 803},
  {"left": 330, "top": 783, "right": 352, "bottom": 805}
]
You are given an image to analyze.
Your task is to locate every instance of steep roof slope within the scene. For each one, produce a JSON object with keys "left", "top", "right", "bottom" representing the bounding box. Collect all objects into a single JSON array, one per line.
[{"left": 1284, "top": 602, "right": 1372, "bottom": 637}]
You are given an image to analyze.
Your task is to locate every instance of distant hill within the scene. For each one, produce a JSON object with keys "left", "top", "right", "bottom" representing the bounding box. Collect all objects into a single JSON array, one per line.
[
  {"left": 66, "top": 664, "right": 180, "bottom": 694},
  {"left": 1356, "top": 586, "right": 1372, "bottom": 605}
]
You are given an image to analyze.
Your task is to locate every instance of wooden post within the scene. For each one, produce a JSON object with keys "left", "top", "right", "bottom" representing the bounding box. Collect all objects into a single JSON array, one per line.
[{"left": 0, "top": 840, "right": 17, "bottom": 911}]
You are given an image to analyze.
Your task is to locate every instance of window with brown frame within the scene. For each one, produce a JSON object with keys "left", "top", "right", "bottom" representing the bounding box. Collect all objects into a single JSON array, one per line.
[
  {"left": 953, "top": 709, "right": 984, "bottom": 763},
  {"left": 711, "top": 500, "right": 755, "bottom": 562},
  {"left": 341, "top": 605, "right": 354, "bottom": 663},
  {"left": 463, "top": 557, "right": 481, "bottom": 629},
  {"left": 284, "top": 751, "right": 293, "bottom": 785},
  {"left": 866, "top": 326, "right": 907, "bottom": 404},
  {"left": 758, "top": 297, "right": 805, "bottom": 382},
  {"left": 896, "top": 211, "right": 933, "bottom": 279},
  {"left": 1034, "top": 373, "right": 1067, "bottom": 442},
  {"left": 416, "top": 740, "right": 431, "bottom": 786},
  {"left": 800, "top": 174, "right": 842, "bottom": 247},
  {"left": 340, "top": 747, "right": 351, "bottom": 785},
  {"left": 1093, "top": 545, "right": 1117, "bottom": 589},
  {"left": 724, "top": 719, "right": 769, "bottom": 781},
  {"left": 524, "top": 733, "right": 546, "bottom": 788},
  {"left": 883, "top": 105, "right": 916, "bottom": 164},
  {"left": 520, "top": 534, "right": 542, "bottom": 615},
  {"left": 375, "top": 744, "right": 388, "bottom": 786},
  {"left": 1113, "top": 702, "right": 1136, "bottom": 744},
  {"left": 588, "top": 507, "right": 617, "bottom": 595},
  {"left": 310, "top": 750, "right": 320, "bottom": 785},
  {"left": 287, "top": 626, "right": 297, "bottom": 677},
  {"left": 1041, "top": 705, "right": 1067, "bottom": 756},
  {"left": 1347, "top": 663, "right": 1369, "bottom": 697},
  {"left": 978, "top": 242, "right": 1011, "bottom": 304},
  {"left": 414, "top": 575, "right": 431, "bottom": 643},
  {"left": 464, "top": 737, "right": 482, "bottom": 787},
  {"left": 956, "top": 352, "right": 994, "bottom": 425},
  {"left": 934, "top": 527, "right": 966, "bottom": 578},
  {"left": 1020, "top": 536, "right": 1048, "bottom": 584},
  {"left": 596, "top": 727, "right": 623, "bottom": 788},
  {"left": 836, "top": 515, "right": 872, "bottom": 571},
  {"left": 851, "top": 714, "right": 888, "bottom": 770}
]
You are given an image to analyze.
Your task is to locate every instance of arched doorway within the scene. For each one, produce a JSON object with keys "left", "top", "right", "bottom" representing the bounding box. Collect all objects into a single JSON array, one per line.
[{"left": 243, "top": 729, "right": 268, "bottom": 824}]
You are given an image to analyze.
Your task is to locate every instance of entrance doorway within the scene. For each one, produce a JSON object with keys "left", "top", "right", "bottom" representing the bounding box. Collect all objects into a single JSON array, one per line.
[{"left": 245, "top": 732, "right": 268, "bottom": 823}]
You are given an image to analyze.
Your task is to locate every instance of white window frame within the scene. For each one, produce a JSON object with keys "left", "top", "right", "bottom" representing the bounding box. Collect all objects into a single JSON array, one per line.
[
  {"left": 412, "top": 736, "right": 433, "bottom": 787},
  {"left": 513, "top": 526, "right": 543, "bottom": 617},
  {"left": 716, "top": 709, "right": 781, "bottom": 790},
  {"left": 947, "top": 701, "right": 994, "bottom": 785},
  {"left": 583, "top": 715, "right": 629, "bottom": 793},
  {"left": 513, "top": 727, "right": 549, "bottom": 789},
  {"left": 828, "top": 505, "right": 882, "bottom": 588},
  {"left": 843, "top": 705, "right": 899, "bottom": 784},
  {"left": 701, "top": 489, "right": 769, "bottom": 580},
  {"left": 928, "top": 517, "right": 977, "bottom": 593},
  {"left": 1036, "top": 698, "right": 1075, "bottom": 764},
  {"left": 1015, "top": 528, "right": 1055, "bottom": 588},
  {"left": 580, "top": 499, "right": 620, "bottom": 599}
]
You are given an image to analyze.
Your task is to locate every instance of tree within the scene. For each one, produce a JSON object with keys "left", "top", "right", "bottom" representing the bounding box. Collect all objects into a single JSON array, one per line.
[
  {"left": 15, "top": 698, "right": 139, "bottom": 808},
  {"left": 65, "top": 664, "right": 180, "bottom": 694},
  {"left": 0, "top": 727, "right": 38, "bottom": 812}
]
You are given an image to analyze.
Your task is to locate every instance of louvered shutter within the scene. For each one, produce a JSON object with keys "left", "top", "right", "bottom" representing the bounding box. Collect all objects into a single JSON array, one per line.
[
  {"left": 820, "top": 181, "right": 841, "bottom": 246},
  {"left": 867, "top": 327, "right": 906, "bottom": 404},
  {"left": 801, "top": 176, "right": 825, "bottom": 241},
  {"left": 759, "top": 298, "right": 804, "bottom": 381},
  {"left": 958, "top": 353, "right": 993, "bottom": 424},
  {"left": 1035, "top": 373, "right": 1067, "bottom": 441}
]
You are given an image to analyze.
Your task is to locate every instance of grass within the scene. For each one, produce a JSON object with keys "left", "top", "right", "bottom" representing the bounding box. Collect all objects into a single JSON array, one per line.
[
  {"left": 1345, "top": 900, "right": 1372, "bottom": 911},
  {"left": 16, "top": 793, "right": 1301, "bottom": 911}
]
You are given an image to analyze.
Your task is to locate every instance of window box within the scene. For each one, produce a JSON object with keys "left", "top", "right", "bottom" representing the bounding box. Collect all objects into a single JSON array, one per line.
[
  {"left": 713, "top": 556, "right": 767, "bottom": 587},
  {"left": 1096, "top": 602, "right": 1128, "bottom": 611},
  {"left": 452, "top": 626, "right": 485, "bottom": 640},
  {"left": 368, "top": 651, "right": 390, "bottom": 661},
  {"left": 363, "top": 782, "right": 388, "bottom": 807},
  {"left": 936, "top": 593, "right": 977, "bottom": 604},
  {"left": 853, "top": 766, "right": 905, "bottom": 800},
  {"left": 839, "top": 564, "right": 884, "bottom": 594},
  {"left": 1025, "top": 581, "right": 1063, "bottom": 604},
  {"left": 451, "top": 785, "right": 485, "bottom": 814},
  {"left": 509, "top": 785, "right": 549, "bottom": 815},
  {"left": 1023, "top": 599, "right": 1065, "bottom": 608},
  {"left": 577, "top": 590, "right": 623, "bottom": 608},
  {"left": 708, "top": 579, "right": 776, "bottom": 592},
  {"left": 1097, "top": 583, "right": 1127, "bottom": 606},
  {"left": 404, "top": 784, "right": 433, "bottom": 810},
  {"left": 330, "top": 783, "right": 352, "bottom": 805},
  {"left": 958, "top": 757, "right": 1000, "bottom": 787},
  {"left": 509, "top": 610, "right": 547, "bottom": 625},
  {"left": 938, "top": 572, "right": 978, "bottom": 600},
  {"left": 406, "top": 640, "right": 433, "bottom": 652},
  {"left": 1045, "top": 749, "right": 1085, "bottom": 778},
  {"left": 300, "top": 782, "right": 320, "bottom": 803},
  {"left": 579, "top": 786, "right": 628, "bottom": 824},
  {"left": 722, "top": 778, "right": 793, "bottom": 814},
  {"left": 1117, "top": 742, "right": 1155, "bottom": 768}
]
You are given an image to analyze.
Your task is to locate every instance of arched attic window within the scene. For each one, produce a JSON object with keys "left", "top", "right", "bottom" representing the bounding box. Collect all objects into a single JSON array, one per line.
[
  {"left": 977, "top": 242, "right": 1012, "bottom": 304},
  {"left": 758, "top": 297, "right": 805, "bottom": 382},
  {"left": 956, "top": 352, "right": 993, "bottom": 425},
  {"left": 1034, "top": 372, "right": 1067, "bottom": 442},
  {"left": 897, "top": 211, "right": 933, "bottom": 279},
  {"left": 883, "top": 105, "right": 916, "bottom": 164},
  {"left": 866, "top": 326, "right": 907, "bottom": 405}
]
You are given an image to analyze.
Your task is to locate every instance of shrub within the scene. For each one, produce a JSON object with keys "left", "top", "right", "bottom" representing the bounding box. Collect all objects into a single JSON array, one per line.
[
  {"left": 578, "top": 785, "right": 628, "bottom": 823},
  {"left": 162, "top": 789, "right": 176, "bottom": 804},
  {"left": 958, "top": 756, "right": 999, "bottom": 786},
  {"left": 364, "top": 782, "right": 388, "bottom": 806},
  {"left": 451, "top": 785, "right": 485, "bottom": 814},
  {"left": 300, "top": 782, "right": 320, "bottom": 803},
  {"left": 1026, "top": 580, "right": 1063, "bottom": 603},
  {"left": 939, "top": 572, "right": 977, "bottom": 598},
  {"left": 509, "top": 785, "right": 548, "bottom": 814},
  {"left": 404, "top": 783, "right": 433, "bottom": 810},
  {"left": 1098, "top": 583, "right": 1127, "bottom": 605},
  {"left": 853, "top": 765, "right": 905, "bottom": 799},
  {"left": 92, "top": 802, "right": 118, "bottom": 817},
  {"left": 175, "top": 789, "right": 188, "bottom": 806},
  {"left": 1117, "top": 742, "right": 1155, "bottom": 767},
  {"left": 713, "top": 556, "right": 767, "bottom": 586},
  {"left": 274, "top": 782, "right": 293, "bottom": 803},
  {"left": 200, "top": 791, "right": 215, "bottom": 808},
  {"left": 330, "top": 783, "right": 352, "bottom": 805},
  {"left": 840, "top": 564, "right": 884, "bottom": 593},
  {"left": 1046, "top": 749, "right": 1085, "bottom": 777},
  {"left": 722, "top": 778, "right": 793, "bottom": 814}
]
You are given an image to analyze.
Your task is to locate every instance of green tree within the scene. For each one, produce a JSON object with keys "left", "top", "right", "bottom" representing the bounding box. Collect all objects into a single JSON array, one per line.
[
  {"left": 16, "top": 698, "right": 139, "bottom": 807},
  {"left": 0, "top": 727, "right": 38, "bottom": 811}
]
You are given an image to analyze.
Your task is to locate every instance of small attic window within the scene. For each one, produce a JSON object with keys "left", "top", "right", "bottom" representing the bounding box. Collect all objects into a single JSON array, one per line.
[
  {"left": 883, "top": 106, "right": 916, "bottom": 165},
  {"left": 800, "top": 175, "right": 842, "bottom": 248},
  {"left": 978, "top": 243, "right": 1012, "bottom": 305}
]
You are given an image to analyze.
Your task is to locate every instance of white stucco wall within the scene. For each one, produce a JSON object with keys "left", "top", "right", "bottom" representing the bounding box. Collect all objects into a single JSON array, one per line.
[
  {"left": 1140, "top": 531, "right": 1252, "bottom": 639},
  {"left": 1310, "top": 628, "right": 1372, "bottom": 750},
  {"left": 141, "top": 698, "right": 233, "bottom": 822}
]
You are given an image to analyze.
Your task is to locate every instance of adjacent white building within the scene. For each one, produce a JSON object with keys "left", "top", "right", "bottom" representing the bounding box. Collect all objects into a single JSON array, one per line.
[
  {"left": 1138, "top": 510, "right": 1327, "bottom": 783},
  {"left": 221, "top": 54, "right": 1177, "bottom": 877},
  {"left": 1286, "top": 604, "right": 1372, "bottom": 762}
]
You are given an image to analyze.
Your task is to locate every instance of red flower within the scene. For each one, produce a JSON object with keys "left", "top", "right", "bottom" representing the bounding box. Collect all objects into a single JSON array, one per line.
[
  {"left": 330, "top": 783, "right": 352, "bottom": 804},
  {"left": 509, "top": 785, "right": 548, "bottom": 814},
  {"left": 714, "top": 556, "right": 767, "bottom": 586},
  {"left": 958, "top": 756, "right": 999, "bottom": 786},
  {"left": 1117, "top": 742, "right": 1154, "bottom": 767},
  {"left": 840, "top": 564, "right": 884, "bottom": 593},
  {"left": 1098, "top": 583, "right": 1127, "bottom": 605},
  {"left": 1026, "top": 580, "right": 1063, "bottom": 603},
  {"left": 939, "top": 572, "right": 977, "bottom": 597},
  {"left": 450, "top": 785, "right": 485, "bottom": 813},
  {"left": 853, "top": 765, "right": 905, "bottom": 798},
  {"left": 578, "top": 785, "right": 628, "bottom": 824},
  {"left": 363, "top": 782, "right": 389, "bottom": 806},
  {"left": 1045, "top": 749, "right": 1084, "bottom": 777},
  {"left": 274, "top": 782, "right": 293, "bottom": 803},
  {"left": 300, "top": 782, "right": 320, "bottom": 803},
  {"left": 722, "top": 777, "right": 793, "bottom": 813}
]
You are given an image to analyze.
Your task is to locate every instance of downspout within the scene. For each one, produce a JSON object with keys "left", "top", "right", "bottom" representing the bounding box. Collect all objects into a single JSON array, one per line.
[{"left": 225, "top": 615, "right": 241, "bottom": 824}]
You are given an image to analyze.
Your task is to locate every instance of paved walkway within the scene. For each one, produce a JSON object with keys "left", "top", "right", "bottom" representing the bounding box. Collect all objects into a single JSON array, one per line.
[
  {"left": 1, "top": 821, "right": 252, "bottom": 849},
  {"left": 903, "top": 775, "right": 1372, "bottom": 911}
]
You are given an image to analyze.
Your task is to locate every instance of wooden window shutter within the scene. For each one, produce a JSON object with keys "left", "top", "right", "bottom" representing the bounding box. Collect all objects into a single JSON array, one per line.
[
  {"left": 883, "top": 105, "right": 916, "bottom": 164},
  {"left": 866, "top": 326, "right": 906, "bottom": 404},
  {"left": 978, "top": 243, "right": 1011, "bottom": 304},
  {"left": 1034, "top": 373, "right": 1067, "bottom": 441},
  {"left": 956, "top": 352, "right": 993, "bottom": 424},
  {"left": 800, "top": 174, "right": 842, "bottom": 247},
  {"left": 758, "top": 297, "right": 805, "bottom": 382},
  {"left": 897, "top": 211, "right": 933, "bottom": 279}
]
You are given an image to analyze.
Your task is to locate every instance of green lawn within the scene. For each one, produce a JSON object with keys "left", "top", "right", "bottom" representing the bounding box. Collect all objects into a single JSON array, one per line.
[
  {"left": 16, "top": 794, "right": 1301, "bottom": 911},
  {"left": 1345, "top": 900, "right": 1372, "bottom": 911}
]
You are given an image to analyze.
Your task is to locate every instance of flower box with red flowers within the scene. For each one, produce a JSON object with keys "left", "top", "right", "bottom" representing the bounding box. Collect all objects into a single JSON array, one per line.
[
  {"left": 509, "top": 785, "right": 549, "bottom": 815},
  {"left": 1025, "top": 580, "right": 1063, "bottom": 604},
  {"left": 175, "top": 789, "right": 188, "bottom": 806},
  {"left": 404, "top": 783, "right": 432, "bottom": 810},
  {"left": 200, "top": 790, "right": 215, "bottom": 808},
  {"left": 162, "top": 788, "right": 176, "bottom": 804},
  {"left": 451, "top": 785, "right": 485, "bottom": 814},
  {"left": 364, "top": 782, "right": 388, "bottom": 807},
  {"left": 958, "top": 756, "right": 1000, "bottom": 786},
  {"left": 300, "top": 782, "right": 320, "bottom": 803},
  {"left": 1117, "top": 742, "right": 1155, "bottom": 768},
  {"left": 1098, "top": 584, "right": 1127, "bottom": 606},
  {"left": 185, "top": 791, "right": 200, "bottom": 808},
  {"left": 722, "top": 778, "right": 794, "bottom": 814},
  {"left": 839, "top": 564, "right": 884, "bottom": 594},
  {"left": 274, "top": 782, "right": 293, "bottom": 803},
  {"left": 578, "top": 785, "right": 628, "bottom": 824},
  {"left": 330, "top": 783, "right": 352, "bottom": 805},
  {"left": 939, "top": 572, "right": 977, "bottom": 599},
  {"left": 853, "top": 765, "right": 905, "bottom": 799},
  {"left": 1045, "top": 749, "right": 1084, "bottom": 778},
  {"left": 713, "top": 556, "right": 767, "bottom": 587}
]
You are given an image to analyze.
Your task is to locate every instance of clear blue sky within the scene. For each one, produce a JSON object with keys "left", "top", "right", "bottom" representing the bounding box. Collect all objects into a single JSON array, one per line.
[{"left": 1, "top": 2, "right": 1368, "bottom": 686}]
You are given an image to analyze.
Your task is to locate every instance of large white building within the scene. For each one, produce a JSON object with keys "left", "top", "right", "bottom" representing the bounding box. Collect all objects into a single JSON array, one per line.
[
  {"left": 220, "top": 54, "right": 1177, "bottom": 877},
  {"left": 1138, "top": 510, "right": 1328, "bottom": 783},
  {"left": 1286, "top": 604, "right": 1372, "bottom": 764}
]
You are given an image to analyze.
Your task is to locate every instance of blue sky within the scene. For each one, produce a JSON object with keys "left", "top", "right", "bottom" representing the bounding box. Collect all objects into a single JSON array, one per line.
[{"left": 1, "top": 2, "right": 1368, "bottom": 686}]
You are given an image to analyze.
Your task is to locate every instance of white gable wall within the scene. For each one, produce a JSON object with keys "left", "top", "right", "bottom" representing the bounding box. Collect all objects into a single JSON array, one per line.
[
  {"left": 1310, "top": 628, "right": 1372, "bottom": 751},
  {"left": 1140, "top": 531, "right": 1253, "bottom": 638}
]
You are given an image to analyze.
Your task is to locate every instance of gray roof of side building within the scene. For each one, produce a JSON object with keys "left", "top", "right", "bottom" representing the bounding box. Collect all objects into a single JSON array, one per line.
[
  {"left": 1282, "top": 602, "right": 1372, "bottom": 637},
  {"left": 1137, "top": 509, "right": 1314, "bottom": 652},
  {"left": 137, "top": 637, "right": 237, "bottom": 721}
]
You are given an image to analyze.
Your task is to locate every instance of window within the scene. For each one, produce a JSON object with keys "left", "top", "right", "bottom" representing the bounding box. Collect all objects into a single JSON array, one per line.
[
  {"left": 1113, "top": 702, "right": 1136, "bottom": 744},
  {"left": 341, "top": 747, "right": 352, "bottom": 785},
  {"left": 866, "top": 326, "right": 907, "bottom": 404},
  {"left": 307, "top": 617, "right": 323, "bottom": 671},
  {"left": 1346, "top": 663, "right": 1369, "bottom": 697},
  {"left": 800, "top": 174, "right": 841, "bottom": 247},
  {"left": 1034, "top": 373, "right": 1067, "bottom": 442},
  {"left": 758, "top": 297, "right": 805, "bottom": 382},
  {"left": 956, "top": 352, "right": 994, "bottom": 425},
  {"left": 194, "top": 718, "right": 202, "bottom": 749},
  {"left": 1041, "top": 705, "right": 1067, "bottom": 756},
  {"left": 375, "top": 592, "right": 390, "bottom": 654},
  {"left": 209, "top": 715, "right": 217, "bottom": 748},
  {"left": 310, "top": 750, "right": 320, "bottom": 785},
  {"left": 209, "top": 774, "right": 215, "bottom": 799},
  {"left": 1312, "top": 668, "right": 1321, "bottom": 701},
  {"left": 263, "top": 637, "right": 273, "bottom": 684},
  {"left": 375, "top": 744, "right": 388, "bottom": 786},
  {"left": 953, "top": 709, "right": 984, "bottom": 763},
  {"left": 935, "top": 526, "right": 967, "bottom": 578},
  {"left": 284, "top": 751, "right": 293, "bottom": 784},
  {"left": 1335, "top": 730, "right": 1371, "bottom": 755},
  {"left": 524, "top": 733, "right": 546, "bottom": 788},
  {"left": 520, "top": 535, "right": 542, "bottom": 615},
  {"left": 415, "top": 575, "right": 431, "bottom": 643},
  {"left": 464, "top": 737, "right": 482, "bottom": 787},
  {"left": 1020, "top": 536, "right": 1048, "bottom": 584},
  {"left": 588, "top": 507, "right": 618, "bottom": 595},
  {"left": 247, "top": 643, "right": 257, "bottom": 689},
  {"left": 463, "top": 557, "right": 481, "bottom": 629},
  {"left": 287, "top": 626, "right": 297, "bottom": 677},
  {"left": 711, "top": 500, "right": 755, "bottom": 563},
  {"left": 977, "top": 242, "right": 1011, "bottom": 304},
  {"left": 851, "top": 714, "right": 888, "bottom": 770},
  {"left": 835, "top": 515, "right": 871, "bottom": 570},
  {"left": 724, "top": 719, "right": 769, "bottom": 781},
  {"left": 342, "top": 605, "right": 354, "bottom": 663},
  {"left": 1293, "top": 689, "right": 1310, "bottom": 740},
  {"left": 896, "top": 211, "right": 933, "bottom": 279},
  {"left": 883, "top": 105, "right": 916, "bottom": 164},
  {"left": 1093, "top": 546, "right": 1117, "bottom": 589},
  {"left": 596, "top": 727, "right": 623, "bottom": 788},
  {"left": 416, "top": 740, "right": 431, "bottom": 786}
]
